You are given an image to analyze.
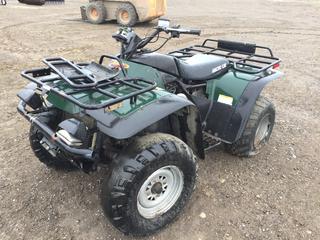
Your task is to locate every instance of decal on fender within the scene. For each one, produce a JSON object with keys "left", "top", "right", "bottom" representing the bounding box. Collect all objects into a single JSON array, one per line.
[
  {"left": 105, "top": 101, "right": 123, "bottom": 112},
  {"left": 217, "top": 94, "right": 233, "bottom": 106}
]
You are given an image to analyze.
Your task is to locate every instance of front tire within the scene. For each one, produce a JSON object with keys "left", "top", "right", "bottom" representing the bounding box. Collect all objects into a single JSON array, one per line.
[
  {"left": 86, "top": 1, "right": 106, "bottom": 24},
  {"left": 225, "top": 96, "right": 275, "bottom": 157},
  {"left": 115, "top": 3, "right": 138, "bottom": 27},
  {"left": 101, "top": 133, "right": 197, "bottom": 236}
]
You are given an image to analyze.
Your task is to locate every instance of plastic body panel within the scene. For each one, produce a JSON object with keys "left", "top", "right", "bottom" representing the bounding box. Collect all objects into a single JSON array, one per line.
[
  {"left": 205, "top": 70, "right": 283, "bottom": 142},
  {"left": 86, "top": 92, "right": 194, "bottom": 139}
]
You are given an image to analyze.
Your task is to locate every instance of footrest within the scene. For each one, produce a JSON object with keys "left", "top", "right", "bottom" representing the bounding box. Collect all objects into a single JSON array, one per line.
[{"left": 203, "top": 131, "right": 221, "bottom": 151}]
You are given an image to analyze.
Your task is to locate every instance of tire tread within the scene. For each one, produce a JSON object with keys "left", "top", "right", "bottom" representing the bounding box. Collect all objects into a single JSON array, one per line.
[{"left": 225, "top": 96, "right": 275, "bottom": 157}]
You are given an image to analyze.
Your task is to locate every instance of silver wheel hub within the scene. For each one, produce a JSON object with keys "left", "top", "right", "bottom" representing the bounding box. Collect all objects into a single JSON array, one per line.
[
  {"left": 254, "top": 114, "right": 271, "bottom": 147},
  {"left": 137, "top": 165, "right": 184, "bottom": 219}
]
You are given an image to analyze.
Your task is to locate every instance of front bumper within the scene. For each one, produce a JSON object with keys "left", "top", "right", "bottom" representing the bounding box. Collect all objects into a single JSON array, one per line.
[{"left": 17, "top": 100, "right": 93, "bottom": 160}]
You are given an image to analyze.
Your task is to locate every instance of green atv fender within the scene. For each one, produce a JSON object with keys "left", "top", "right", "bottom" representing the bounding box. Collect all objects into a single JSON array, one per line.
[
  {"left": 46, "top": 86, "right": 204, "bottom": 158},
  {"left": 85, "top": 92, "right": 196, "bottom": 139},
  {"left": 204, "top": 69, "right": 283, "bottom": 143},
  {"left": 86, "top": 91, "right": 204, "bottom": 158}
]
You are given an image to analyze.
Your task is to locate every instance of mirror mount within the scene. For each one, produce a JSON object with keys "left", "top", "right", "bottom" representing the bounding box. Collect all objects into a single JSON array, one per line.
[{"left": 158, "top": 18, "right": 170, "bottom": 28}]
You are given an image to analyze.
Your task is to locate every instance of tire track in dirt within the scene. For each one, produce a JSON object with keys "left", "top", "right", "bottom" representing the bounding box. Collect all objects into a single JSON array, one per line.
[
  {"left": 0, "top": 18, "right": 94, "bottom": 56},
  {"left": 1, "top": 28, "right": 91, "bottom": 56}
]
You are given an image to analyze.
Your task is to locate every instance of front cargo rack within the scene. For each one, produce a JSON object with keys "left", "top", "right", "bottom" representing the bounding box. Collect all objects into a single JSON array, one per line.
[
  {"left": 21, "top": 55, "right": 157, "bottom": 110},
  {"left": 169, "top": 39, "right": 281, "bottom": 74}
]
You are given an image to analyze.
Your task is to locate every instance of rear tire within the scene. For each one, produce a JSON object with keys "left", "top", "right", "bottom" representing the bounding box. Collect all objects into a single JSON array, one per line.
[
  {"left": 86, "top": 1, "right": 106, "bottom": 24},
  {"left": 29, "top": 124, "right": 77, "bottom": 170},
  {"left": 225, "top": 96, "right": 275, "bottom": 157},
  {"left": 115, "top": 3, "right": 138, "bottom": 27},
  {"left": 101, "top": 133, "right": 197, "bottom": 236}
]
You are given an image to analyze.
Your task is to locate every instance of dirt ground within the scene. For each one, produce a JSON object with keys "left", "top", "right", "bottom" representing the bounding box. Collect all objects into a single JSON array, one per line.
[{"left": 0, "top": 0, "right": 320, "bottom": 239}]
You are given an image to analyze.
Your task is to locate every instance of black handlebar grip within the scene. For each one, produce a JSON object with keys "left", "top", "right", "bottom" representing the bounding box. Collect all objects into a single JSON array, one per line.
[
  {"left": 188, "top": 29, "right": 201, "bottom": 36},
  {"left": 166, "top": 27, "right": 202, "bottom": 36}
]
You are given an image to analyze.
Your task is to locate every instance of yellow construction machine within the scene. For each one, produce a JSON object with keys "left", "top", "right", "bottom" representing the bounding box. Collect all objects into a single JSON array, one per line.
[{"left": 81, "top": 0, "right": 167, "bottom": 26}]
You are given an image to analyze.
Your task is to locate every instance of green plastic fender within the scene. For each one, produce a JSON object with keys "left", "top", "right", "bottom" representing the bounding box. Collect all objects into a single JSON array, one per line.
[
  {"left": 85, "top": 91, "right": 193, "bottom": 139},
  {"left": 86, "top": 90, "right": 205, "bottom": 158},
  {"left": 205, "top": 70, "right": 283, "bottom": 142}
]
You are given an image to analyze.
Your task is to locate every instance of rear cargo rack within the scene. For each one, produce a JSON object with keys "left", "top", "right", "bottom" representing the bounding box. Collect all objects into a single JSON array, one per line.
[
  {"left": 169, "top": 39, "right": 281, "bottom": 74},
  {"left": 21, "top": 56, "right": 157, "bottom": 110}
]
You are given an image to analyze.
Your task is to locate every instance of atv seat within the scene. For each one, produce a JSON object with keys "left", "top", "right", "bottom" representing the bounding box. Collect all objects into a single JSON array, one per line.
[{"left": 177, "top": 55, "right": 229, "bottom": 82}]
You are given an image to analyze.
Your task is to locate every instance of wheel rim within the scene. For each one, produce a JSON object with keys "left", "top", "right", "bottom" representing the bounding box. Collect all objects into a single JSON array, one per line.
[
  {"left": 90, "top": 8, "right": 99, "bottom": 20},
  {"left": 119, "top": 10, "right": 130, "bottom": 24},
  {"left": 137, "top": 165, "right": 184, "bottom": 219},
  {"left": 254, "top": 114, "right": 271, "bottom": 148}
]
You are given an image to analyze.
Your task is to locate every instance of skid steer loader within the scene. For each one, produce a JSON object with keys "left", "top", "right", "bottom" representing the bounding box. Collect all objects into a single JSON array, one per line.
[{"left": 81, "top": 0, "right": 166, "bottom": 26}]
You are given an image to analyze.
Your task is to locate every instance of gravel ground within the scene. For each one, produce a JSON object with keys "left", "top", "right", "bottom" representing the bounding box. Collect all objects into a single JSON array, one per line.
[{"left": 0, "top": 0, "right": 319, "bottom": 239}]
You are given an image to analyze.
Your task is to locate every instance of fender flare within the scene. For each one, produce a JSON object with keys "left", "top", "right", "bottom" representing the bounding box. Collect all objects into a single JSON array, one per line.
[
  {"left": 86, "top": 93, "right": 204, "bottom": 158},
  {"left": 223, "top": 71, "right": 283, "bottom": 142},
  {"left": 86, "top": 94, "right": 193, "bottom": 139}
]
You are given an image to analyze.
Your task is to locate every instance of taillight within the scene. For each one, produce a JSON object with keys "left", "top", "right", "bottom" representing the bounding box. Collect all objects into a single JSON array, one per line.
[{"left": 273, "top": 63, "right": 280, "bottom": 69}]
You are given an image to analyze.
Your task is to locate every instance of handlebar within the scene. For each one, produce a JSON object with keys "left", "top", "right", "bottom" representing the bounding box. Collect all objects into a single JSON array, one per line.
[
  {"left": 115, "top": 24, "right": 202, "bottom": 59},
  {"left": 137, "top": 27, "right": 201, "bottom": 49},
  {"left": 165, "top": 27, "right": 201, "bottom": 36}
]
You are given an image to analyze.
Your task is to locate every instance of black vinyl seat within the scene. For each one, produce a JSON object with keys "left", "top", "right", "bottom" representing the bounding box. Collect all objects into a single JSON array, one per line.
[
  {"left": 177, "top": 54, "right": 229, "bottom": 82},
  {"left": 131, "top": 53, "right": 229, "bottom": 82}
]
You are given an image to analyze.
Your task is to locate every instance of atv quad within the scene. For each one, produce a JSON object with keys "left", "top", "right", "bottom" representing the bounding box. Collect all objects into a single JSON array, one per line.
[{"left": 17, "top": 19, "right": 283, "bottom": 236}]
